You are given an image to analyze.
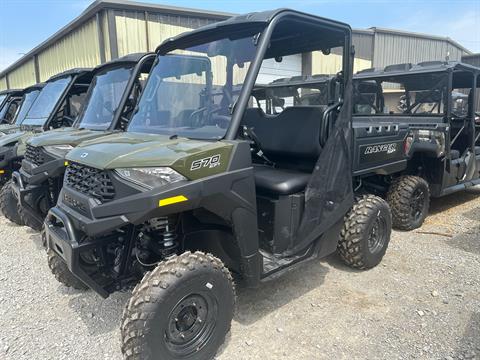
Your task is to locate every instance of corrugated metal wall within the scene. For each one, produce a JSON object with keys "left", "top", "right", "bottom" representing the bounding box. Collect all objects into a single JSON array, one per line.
[
  {"left": 101, "top": 11, "right": 112, "bottom": 62},
  {"left": 0, "top": 77, "right": 8, "bottom": 91},
  {"left": 352, "top": 31, "right": 374, "bottom": 61},
  {"left": 312, "top": 53, "right": 372, "bottom": 75},
  {"left": 115, "top": 10, "right": 148, "bottom": 56},
  {"left": 147, "top": 13, "right": 214, "bottom": 50},
  {"left": 37, "top": 17, "right": 100, "bottom": 82},
  {"left": 373, "top": 31, "right": 467, "bottom": 68},
  {"left": 7, "top": 58, "right": 36, "bottom": 89},
  {"left": 462, "top": 54, "right": 480, "bottom": 68},
  {"left": 114, "top": 11, "right": 215, "bottom": 54}
]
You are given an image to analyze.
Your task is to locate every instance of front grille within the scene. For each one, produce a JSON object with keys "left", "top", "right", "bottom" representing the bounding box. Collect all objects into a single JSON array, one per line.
[
  {"left": 64, "top": 163, "right": 115, "bottom": 203},
  {"left": 25, "top": 144, "right": 45, "bottom": 166}
]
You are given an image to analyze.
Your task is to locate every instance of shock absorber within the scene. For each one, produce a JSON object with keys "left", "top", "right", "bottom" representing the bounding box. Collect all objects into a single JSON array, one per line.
[{"left": 145, "top": 216, "right": 179, "bottom": 257}]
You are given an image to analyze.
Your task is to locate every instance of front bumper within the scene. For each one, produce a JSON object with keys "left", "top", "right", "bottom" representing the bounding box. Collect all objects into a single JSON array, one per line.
[
  {"left": 44, "top": 167, "right": 259, "bottom": 296},
  {"left": 0, "top": 146, "right": 18, "bottom": 181},
  {"left": 20, "top": 157, "right": 66, "bottom": 185},
  {"left": 11, "top": 158, "right": 66, "bottom": 224},
  {"left": 45, "top": 207, "right": 121, "bottom": 298}
]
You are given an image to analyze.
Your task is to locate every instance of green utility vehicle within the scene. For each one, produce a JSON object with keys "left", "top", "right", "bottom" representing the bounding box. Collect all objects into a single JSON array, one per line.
[
  {"left": 45, "top": 9, "right": 392, "bottom": 359},
  {"left": 0, "top": 68, "right": 93, "bottom": 222},
  {"left": 0, "top": 83, "right": 45, "bottom": 134},
  {"left": 9, "top": 53, "right": 156, "bottom": 231}
]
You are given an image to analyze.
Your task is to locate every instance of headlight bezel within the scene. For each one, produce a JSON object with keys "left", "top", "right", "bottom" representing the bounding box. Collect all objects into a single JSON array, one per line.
[{"left": 115, "top": 167, "right": 187, "bottom": 190}]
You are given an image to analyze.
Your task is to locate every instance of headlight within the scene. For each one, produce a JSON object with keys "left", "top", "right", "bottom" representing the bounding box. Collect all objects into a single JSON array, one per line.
[
  {"left": 115, "top": 167, "right": 186, "bottom": 189},
  {"left": 44, "top": 144, "right": 74, "bottom": 158}
]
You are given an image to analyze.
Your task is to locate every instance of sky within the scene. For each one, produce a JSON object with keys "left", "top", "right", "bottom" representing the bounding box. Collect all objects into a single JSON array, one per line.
[{"left": 0, "top": 0, "right": 479, "bottom": 71}]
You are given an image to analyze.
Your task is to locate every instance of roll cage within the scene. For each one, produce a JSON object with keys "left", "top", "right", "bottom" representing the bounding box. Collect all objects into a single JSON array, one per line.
[{"left": 156, "top": 9, "right": 353, "bottom": 141}]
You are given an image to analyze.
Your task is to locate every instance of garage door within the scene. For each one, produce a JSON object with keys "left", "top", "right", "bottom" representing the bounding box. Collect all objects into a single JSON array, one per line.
[{"left": 256, "top": 54, "right": 302, "bottom": 85}]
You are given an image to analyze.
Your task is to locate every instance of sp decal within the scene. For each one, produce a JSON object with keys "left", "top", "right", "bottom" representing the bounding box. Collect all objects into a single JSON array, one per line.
[{"left": 190, "top": 154, "right": 221, "bottom": 171}]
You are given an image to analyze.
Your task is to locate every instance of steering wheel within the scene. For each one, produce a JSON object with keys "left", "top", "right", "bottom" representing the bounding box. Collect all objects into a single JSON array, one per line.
[
  {"left": 187, "top": 107, "right": 207, "bottom": 127},
  {"left": 62, "top": 115, "right": 75, "bottom": 127}
]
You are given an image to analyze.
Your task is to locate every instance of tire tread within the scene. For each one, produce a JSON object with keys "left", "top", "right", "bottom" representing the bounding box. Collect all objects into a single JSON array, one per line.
[{"left": 120, "top": 251, "right": 235, "bottom": 360}]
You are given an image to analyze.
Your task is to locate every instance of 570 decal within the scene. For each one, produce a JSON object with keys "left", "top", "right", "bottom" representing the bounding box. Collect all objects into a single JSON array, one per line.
[{"left": 190, "top": 154, "right": 221, "bottom": 171}]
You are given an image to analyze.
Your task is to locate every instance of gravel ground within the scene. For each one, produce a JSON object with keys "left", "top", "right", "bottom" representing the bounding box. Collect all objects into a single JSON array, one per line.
[{"left": 1, "top": 190, "right": 479, "bottom": 360}]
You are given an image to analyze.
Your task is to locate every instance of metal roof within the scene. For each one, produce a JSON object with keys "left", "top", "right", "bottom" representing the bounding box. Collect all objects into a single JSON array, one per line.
[
  {"left": 0, "top": 0, "right": 472, "bottom": 79},
  {"left": 0, "top": 0, "right": 232, "bottom": 79},
  {"left": 368, "top": 27, "right": 471, "bottom": 54}
]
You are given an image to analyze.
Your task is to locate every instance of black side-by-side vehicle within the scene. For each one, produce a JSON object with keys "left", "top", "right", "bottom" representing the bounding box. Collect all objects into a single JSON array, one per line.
[{"left": 351, "top": 62, "right": 480, "bottom": 229}]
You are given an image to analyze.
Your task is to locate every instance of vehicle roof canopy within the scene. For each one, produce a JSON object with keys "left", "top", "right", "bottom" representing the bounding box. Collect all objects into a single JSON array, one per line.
[
  {"left": 24, "top": 82, "right": 46, "bottom": 92},
  {"left": 47, "top": 67, "right": 94, "bottom": 83},
  {"left": 355, "top": 61, "right": 480, "bottom": 89},
  {"left": 156, "top": 9, "right": 351, "bottom": 62},
  {"left": 91, "top": 52, "right": 154, "bottom": 74},
  {"left": 0, "top": 88, "right": 24, "bottom": 97}
]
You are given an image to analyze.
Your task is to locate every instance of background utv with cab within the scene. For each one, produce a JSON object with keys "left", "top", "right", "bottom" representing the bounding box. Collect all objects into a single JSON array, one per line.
[
  {"left": 0, "top": 83, "right": 44, "bottom": 134},
  {"left": 9, "top": 52, "right": 156, "bottom": 231},
  {"left": 351, "top": 62, "right": 480, "bottom": 230},
  {"left": 0, "top": 68, "right": 94, "bottom": 224},
  {"left": 45, "top": 9, "right": 393, "bottom": 360}
]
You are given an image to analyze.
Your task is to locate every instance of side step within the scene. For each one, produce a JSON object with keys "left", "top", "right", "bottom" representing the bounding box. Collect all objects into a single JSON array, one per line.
[{"left": 260, "top": 245, "right": 316, "bottom": 280}]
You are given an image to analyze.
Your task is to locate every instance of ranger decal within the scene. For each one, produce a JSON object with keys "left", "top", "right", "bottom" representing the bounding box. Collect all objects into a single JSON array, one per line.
[{"left": 364, "top": 143, "right": 397, "bottom": 155}]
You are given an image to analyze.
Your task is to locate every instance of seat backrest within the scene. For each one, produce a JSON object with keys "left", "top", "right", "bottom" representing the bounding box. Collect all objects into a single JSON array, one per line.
[{"left": 241, "top": 106, "right": 325, "bottom": 162}]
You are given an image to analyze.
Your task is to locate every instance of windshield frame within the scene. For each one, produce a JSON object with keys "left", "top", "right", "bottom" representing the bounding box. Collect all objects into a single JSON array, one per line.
[
  {"left": 0, "top": 94, "right": 7, "bottom": 110},
  {"left": 21, "top": 76, "right": 73, "bottom": 127},
  {"left": 14, "top": 89, "right": 41, "bottom": 125},
  {"left": 74, "top": 64, "right": 135, "bottom": 131}
]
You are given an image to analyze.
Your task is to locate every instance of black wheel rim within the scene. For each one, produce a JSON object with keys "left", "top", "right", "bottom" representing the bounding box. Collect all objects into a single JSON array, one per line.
[
  {"left": 165, "top": 293, "right": 217, "bottom": 357},
  {"left": 368, "top": 214, "right": 387, "bottom": 254},
  {"left": 410, "top": 188, "right": 426, "bottom": 222}
]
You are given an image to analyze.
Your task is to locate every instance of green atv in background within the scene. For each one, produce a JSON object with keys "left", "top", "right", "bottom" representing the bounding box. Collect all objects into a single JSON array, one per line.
[
  {"left": 45, "top": 9, "right": 392, "bottom": 359},
  {"left": 9, "top": 52, "right": 156, "bottom": 231},
  {"left": 0, "top": 83, "right": 45, "bottom": 134},
  {"left": 0, "top": 68, "right": 94, "bottom": 223}
]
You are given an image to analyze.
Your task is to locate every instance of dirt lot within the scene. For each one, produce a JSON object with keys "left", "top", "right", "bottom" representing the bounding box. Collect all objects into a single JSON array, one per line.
[{"left": 1, "top": 191, "right": 479, "bottom": 360}]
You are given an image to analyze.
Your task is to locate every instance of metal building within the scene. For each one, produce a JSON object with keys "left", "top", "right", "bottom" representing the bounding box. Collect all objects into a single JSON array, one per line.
[
  {"left": 0, "top": 0, "right": 472, "bottom": 91},
  {"left": 462, "top": 53, "right": 480, "bottom": 68}
]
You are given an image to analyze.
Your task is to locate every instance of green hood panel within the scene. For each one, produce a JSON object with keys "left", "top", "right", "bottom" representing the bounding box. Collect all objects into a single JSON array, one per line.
[
  {"left": 0, "top": 124, "right": 21, "bottom": 135},
  {"left": 66, "top": 132, "right": 234, "bottom": 180},
  {"left": 0, "top": 131, "right": 35, "bottom": 157},
  {"left": 0, "top": 131, "right": 27, "bottom": 147},
  {"left": 28, "top": 127, "right": 111, "bottom": 148}
]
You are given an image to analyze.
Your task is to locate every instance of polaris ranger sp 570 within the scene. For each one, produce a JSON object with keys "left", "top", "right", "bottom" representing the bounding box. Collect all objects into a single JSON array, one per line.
[{"left": 45, "top": 10, "right": 392, "bottom": 359}]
